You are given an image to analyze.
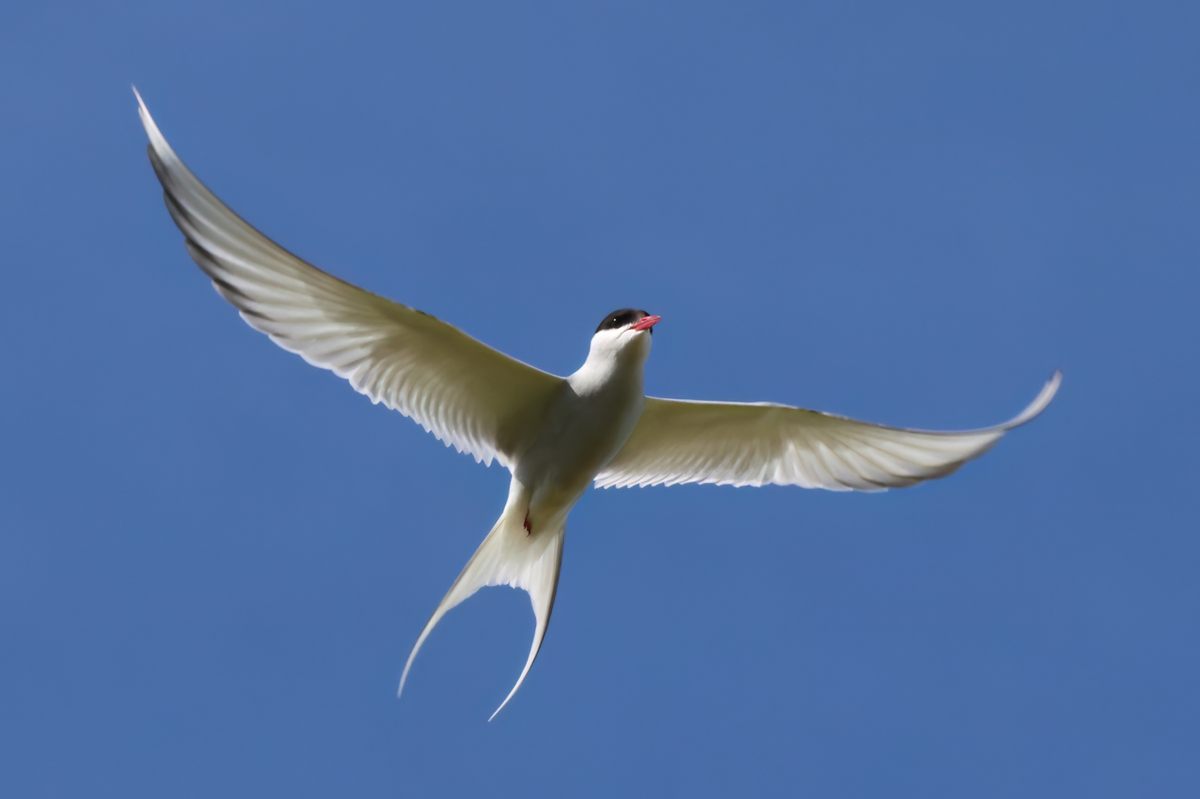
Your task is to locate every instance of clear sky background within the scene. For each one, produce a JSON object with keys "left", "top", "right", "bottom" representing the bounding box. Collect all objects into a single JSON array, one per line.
[{"left": 2, "top": 2, "right": 1197, "bottom": 797}]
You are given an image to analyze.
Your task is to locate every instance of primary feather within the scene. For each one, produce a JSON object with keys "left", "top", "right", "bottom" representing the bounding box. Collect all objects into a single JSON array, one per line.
[
  {"left": 597, "top": 372, "right": 1061, "bottom": 490},
  {"left": 135, "top": 89, "right": 560, "bottom": 468}
]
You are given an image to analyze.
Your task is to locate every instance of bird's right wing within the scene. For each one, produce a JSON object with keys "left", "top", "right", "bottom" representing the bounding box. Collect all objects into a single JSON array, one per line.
[
  {"left": 136, "top": 90, "right": 561, "bottom": 467},
  {"left": 596, "top": 372, "right": 1060, "bottom": 490}
]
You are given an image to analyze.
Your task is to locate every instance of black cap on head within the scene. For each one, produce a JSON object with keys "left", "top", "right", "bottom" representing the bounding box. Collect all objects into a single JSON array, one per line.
[{"left": 596, "top": 308, "right": 651, "bottom": 333}]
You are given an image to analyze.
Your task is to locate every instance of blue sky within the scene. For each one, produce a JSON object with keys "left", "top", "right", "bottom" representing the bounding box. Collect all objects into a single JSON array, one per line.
[{"left": 2, "top": 1, "right": 1197, "bottom": 796}]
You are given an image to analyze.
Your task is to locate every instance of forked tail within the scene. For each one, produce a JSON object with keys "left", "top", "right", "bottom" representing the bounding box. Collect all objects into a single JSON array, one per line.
[{"left": 398, "top": 505, "right": 565, "bottom": 720}]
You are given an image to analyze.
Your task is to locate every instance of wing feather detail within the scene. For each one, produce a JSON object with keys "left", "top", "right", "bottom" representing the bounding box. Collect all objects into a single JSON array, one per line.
[
  {"left": 135, "top": 90, "right": 560, "bottom": 466},
  {"left": 596, "top": 372, "right": 1061, "bottom": 490}
]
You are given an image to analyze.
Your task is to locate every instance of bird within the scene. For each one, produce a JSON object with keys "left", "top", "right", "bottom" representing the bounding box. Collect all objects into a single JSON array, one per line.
[{"left": 134, "top": 89, "right": 1061, "bottom": 720}]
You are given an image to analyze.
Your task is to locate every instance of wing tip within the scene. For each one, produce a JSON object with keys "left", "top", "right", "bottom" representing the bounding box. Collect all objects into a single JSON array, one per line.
[
  {"left": 131, "top": 84, "right": 152, "bottom": 129},
  {"left": 131, "top": 86, "right": 176, "bottom": 164},
  {"left": 1004, "top": 369, "right": 1062, "bottom": 429}
]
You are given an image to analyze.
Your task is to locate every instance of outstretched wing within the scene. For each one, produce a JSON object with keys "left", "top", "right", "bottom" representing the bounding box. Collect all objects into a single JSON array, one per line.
[
  {"left": 596, "top": 372, "right": 1060, "bottom": 490},
  {"left": 136, "top": 90, "right": 560, "bottom": 467}
]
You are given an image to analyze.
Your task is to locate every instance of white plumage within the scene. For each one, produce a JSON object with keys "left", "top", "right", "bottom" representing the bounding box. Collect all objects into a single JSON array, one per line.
[
  {"left": 597, "top": 373, "right": 1060, "bottom": 490},
  {"left": 136, "top": 90, "right": 557, "bottom": 468},
  {"left": 135, "top": 90, "right": 1061, "bottom": 719}
]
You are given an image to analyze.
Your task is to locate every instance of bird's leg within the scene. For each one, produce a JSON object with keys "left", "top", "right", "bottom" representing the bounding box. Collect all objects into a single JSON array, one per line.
[{"left": 523, "top": 510, "right": 533, "bottom": 536}]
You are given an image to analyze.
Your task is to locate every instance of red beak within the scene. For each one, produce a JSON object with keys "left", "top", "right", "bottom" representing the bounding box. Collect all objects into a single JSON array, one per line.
[{"left": 631, "top": 314, "right": 661, "bottom": 332}]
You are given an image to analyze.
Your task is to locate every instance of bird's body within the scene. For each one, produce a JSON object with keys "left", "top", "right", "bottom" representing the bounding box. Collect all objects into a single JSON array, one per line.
[
  {"left": 520, "top": 327, "right": 651, "bottom": 524},
  {"left": 135, "top": 90, "right": 1061, "bottom": 719},
  {"left": 400, "top": 314, "right": 657, "bottom": 717}
]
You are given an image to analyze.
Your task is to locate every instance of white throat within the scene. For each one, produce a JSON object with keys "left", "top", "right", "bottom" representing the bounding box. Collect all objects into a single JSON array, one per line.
[{"left": 569, "top": 328, "right": 652, "bottom": 395}]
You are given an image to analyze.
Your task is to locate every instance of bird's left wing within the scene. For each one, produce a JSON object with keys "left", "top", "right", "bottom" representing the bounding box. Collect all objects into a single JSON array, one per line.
[
  {"left": 596, "top": 372, "right": 1060, "bottom": 490},
  {"left": 136, "top": 90, "right": 561, "bottom": 467}
]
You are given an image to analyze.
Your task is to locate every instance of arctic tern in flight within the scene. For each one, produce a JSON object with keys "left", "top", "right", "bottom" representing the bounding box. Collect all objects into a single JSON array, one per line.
[{"left": 135, "top": 90, "right": 1061, "bottom": 719}]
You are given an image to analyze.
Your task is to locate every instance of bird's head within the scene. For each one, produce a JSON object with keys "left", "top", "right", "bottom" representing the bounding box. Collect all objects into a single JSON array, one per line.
[{"left": 585, "top": 308, "right": 661, "bottom": 367}]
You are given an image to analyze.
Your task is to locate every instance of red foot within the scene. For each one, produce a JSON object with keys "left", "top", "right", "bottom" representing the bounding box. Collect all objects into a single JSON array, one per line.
[{"left": 523, "top": 511, "right": 533, "bottom": 535}]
